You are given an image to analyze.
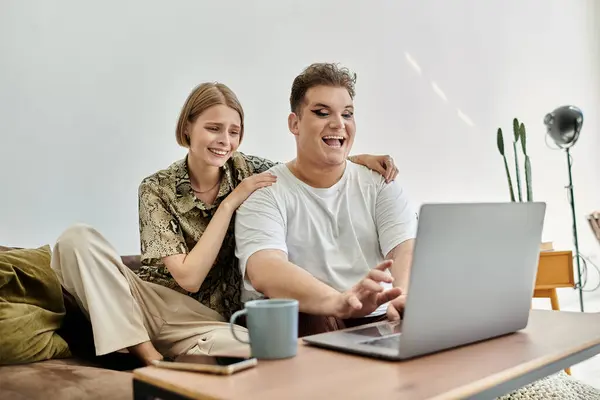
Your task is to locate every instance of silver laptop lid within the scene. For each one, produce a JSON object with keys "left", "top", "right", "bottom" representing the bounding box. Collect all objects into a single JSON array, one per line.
[{"left": 398, "top": 202, "right": 546, "bottom": 359}]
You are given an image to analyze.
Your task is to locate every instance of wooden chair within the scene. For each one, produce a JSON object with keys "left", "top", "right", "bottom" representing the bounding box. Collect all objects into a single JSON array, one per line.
[{"left": 588, "top": 211, "right": 600, "bottom": 245}]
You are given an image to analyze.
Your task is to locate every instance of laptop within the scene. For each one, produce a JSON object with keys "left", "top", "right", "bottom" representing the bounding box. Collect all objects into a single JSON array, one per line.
[{"left": 302, "top": 202, "right": 547, "bottom": 360}]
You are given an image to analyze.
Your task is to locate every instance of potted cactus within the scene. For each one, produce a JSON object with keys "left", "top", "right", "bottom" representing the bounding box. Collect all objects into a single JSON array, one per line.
[
  {"left": 497, "top": 119, "right": 552, "bottom": 250},
  {"left": 496, "top": 118, "right": 532, "bottom": 202}
]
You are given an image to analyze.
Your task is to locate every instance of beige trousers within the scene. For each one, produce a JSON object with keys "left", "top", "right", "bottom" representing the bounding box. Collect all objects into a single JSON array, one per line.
[{"left": 50, "top": 223, "right": 249, "bottom": 359}]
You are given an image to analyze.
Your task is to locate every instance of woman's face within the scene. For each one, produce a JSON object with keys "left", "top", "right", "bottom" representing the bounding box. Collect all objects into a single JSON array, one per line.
[{"left": 186, "top": 104, "right": 242, "bottom": 168}]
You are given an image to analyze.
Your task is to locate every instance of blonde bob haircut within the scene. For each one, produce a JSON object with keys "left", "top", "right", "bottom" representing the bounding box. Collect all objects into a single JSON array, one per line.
[{"left": 175, "top": 82, "right": 245, "bottom": 147}]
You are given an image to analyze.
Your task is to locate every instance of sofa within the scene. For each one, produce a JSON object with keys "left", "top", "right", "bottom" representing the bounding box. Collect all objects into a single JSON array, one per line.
[
  {"left": 3, "top": 246, "right": 600, "bottom": 400},
  {"left": 0, "top": 246, "right": 143, "bottom": 400}
]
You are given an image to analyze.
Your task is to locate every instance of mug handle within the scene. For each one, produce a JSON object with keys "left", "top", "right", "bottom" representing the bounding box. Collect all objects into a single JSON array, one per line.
[{"left": 229, "top": 309, "right": 250, "bottom": 344}]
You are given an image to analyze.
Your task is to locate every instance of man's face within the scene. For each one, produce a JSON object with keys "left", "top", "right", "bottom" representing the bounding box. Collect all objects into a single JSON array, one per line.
[{"left": 288, "top": 85, "right": 356, "bottom": 167}]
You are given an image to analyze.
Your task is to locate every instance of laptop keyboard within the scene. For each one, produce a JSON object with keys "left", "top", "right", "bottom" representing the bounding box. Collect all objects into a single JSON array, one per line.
[{"left": 360, "top": 334, "right": 402, "bottom": 349}]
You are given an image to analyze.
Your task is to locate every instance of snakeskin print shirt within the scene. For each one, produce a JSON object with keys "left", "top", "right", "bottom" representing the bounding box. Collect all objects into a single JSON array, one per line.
[{"left": 136, "top": 152, "right": 275, "bottom": 320}]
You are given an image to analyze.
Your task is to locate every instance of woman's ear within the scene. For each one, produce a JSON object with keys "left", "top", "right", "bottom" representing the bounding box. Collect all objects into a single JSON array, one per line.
[{"left": 184, "top": 122, "right": 192, "bottom": 143}]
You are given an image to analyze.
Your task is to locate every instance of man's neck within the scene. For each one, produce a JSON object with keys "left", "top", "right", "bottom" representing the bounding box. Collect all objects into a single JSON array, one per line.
[
  {"left": 287, "top": 155, "right": 346, "bottom": 188},
  {"left": 187, "top": 154, "right": 221, "bottom": 191}
]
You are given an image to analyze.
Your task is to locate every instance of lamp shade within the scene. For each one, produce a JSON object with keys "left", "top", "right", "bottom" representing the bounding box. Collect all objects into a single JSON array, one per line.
[{"left": 543, "top": 105, "right": 583, "bottom": 148}]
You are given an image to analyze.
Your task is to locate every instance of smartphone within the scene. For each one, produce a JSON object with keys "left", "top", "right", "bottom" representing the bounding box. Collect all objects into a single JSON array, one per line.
[{"left": 151, "top": 354, "right": 257, "bottom": 375}]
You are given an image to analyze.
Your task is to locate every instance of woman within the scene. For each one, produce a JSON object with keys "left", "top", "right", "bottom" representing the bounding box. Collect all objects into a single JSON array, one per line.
[{"left": 50, "top": 82, "right": 400, "bottom": 366}]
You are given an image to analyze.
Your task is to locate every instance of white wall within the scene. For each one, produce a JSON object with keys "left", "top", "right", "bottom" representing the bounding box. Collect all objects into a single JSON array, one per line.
[{"left": 2, "top": 0, "right": 599, "bottom": 293}]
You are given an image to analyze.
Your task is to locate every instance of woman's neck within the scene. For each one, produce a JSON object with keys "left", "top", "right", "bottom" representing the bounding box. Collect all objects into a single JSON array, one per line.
[{"left": 187, "top": 154, "right": 221, "bottom": 192}]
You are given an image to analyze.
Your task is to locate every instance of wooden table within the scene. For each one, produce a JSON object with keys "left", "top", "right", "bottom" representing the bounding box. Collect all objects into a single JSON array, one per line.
[{"left": 133, "top": 310, "right": 600, "bottom": 400}]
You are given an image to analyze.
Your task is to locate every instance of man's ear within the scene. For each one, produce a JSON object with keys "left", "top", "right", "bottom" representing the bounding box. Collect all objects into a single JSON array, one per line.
[{"left": 288, "top": 112, "right": 300, "bottom": 137}]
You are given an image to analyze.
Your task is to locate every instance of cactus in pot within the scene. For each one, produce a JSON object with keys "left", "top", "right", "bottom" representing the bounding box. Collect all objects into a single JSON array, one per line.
[
  {"left": 520, "top": 122, "right": 533, "bottom": 201},
  {"left": 496, "top": 118, "right": 532, "bottom": 202}
]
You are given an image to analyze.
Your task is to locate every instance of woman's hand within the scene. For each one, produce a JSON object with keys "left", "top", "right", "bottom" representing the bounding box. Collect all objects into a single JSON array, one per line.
[
  {"left": 223, "top": 172, "right": 278, "bottom": 211},
  {"left": 350, "top": 154, "right": 399, "bottom": 183}
]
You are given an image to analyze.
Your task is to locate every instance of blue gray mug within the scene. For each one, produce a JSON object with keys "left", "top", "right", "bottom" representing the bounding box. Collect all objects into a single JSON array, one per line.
[{"left": 229, "top": 299, "right": 299, "bottom": 359}]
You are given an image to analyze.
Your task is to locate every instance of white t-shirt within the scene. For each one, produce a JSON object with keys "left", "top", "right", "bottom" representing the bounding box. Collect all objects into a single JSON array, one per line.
[{"left": 234, "top": 161, "right": 418, "bottom": 316}]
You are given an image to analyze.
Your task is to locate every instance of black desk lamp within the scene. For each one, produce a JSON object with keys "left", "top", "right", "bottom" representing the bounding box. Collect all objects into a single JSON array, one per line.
[{"left": 543, "top": 105, "right": 585, "bottom": 311}]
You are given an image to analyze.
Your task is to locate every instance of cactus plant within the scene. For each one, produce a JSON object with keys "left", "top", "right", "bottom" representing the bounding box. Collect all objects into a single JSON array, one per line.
[
  {"left": 496, "top": 118, "right": 532, "bottom": 202},
  {"left": 496, "top": 128, "right": 516, "bottom": 202},
  {"left": 512, "top": 119, "right": 523, "bottom": 202},
  {"left": 520, "top": 122, "right": 533, "bottom": 201}
]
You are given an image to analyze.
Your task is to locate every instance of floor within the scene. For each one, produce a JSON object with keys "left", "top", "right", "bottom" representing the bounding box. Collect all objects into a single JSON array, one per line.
[{"left": 532, "top": 287, "right": 600, "bottom": 389}]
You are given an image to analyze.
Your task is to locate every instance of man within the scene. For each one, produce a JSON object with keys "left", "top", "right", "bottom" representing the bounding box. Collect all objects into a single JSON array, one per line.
[{"left": 234, "top": 62, "right": 417, "bottom": 335}]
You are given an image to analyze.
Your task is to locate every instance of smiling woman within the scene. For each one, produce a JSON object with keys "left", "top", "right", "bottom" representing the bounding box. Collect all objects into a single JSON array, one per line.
[
  {"left": 181, "top": 103, "right": 245, "bottom": 205},
  {"left": 47, "top": 79, "right": 400, "bottom": 367}
]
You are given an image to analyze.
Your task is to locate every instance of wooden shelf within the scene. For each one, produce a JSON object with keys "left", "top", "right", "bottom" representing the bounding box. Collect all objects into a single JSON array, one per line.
[{"left": 534, "top": 250, "right": 575, "bottom": 290}]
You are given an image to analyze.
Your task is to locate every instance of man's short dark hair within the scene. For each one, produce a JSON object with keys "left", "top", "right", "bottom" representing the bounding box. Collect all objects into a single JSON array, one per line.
[{"left": 289, "top": 63, "right": 357, "bottom": 115}]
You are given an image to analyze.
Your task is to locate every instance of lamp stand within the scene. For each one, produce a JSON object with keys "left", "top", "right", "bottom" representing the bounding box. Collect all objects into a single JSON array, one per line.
[{"left": 565, "top": 147, "right": 584, "bottom": 312}]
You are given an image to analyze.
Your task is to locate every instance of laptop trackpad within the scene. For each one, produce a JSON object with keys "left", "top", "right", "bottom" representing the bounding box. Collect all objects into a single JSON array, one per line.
[{"left": 346, "top": 321, "right": 402, "bottom": 338}]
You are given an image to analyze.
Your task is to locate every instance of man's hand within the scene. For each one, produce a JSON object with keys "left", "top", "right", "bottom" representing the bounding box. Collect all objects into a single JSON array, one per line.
[
  {"left": 386, "top": 294, "right": 407, "bottom": 321},
  {"left": 331, "top": 260, "right": 402, "bottom": 319}
]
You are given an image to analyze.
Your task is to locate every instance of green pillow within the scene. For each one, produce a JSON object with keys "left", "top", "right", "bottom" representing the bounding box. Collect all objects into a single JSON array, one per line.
[{"left": 0, "top": 245, "right": 71, "bottom": 364}]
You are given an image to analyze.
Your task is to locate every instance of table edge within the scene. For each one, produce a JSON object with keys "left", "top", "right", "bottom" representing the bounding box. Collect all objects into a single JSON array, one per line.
[
  {"left": 429, "top": 336, "right": 600, "bottom": 399},
  {"left": 133, "top": 369, "right": 221, "bottom": 400}
]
